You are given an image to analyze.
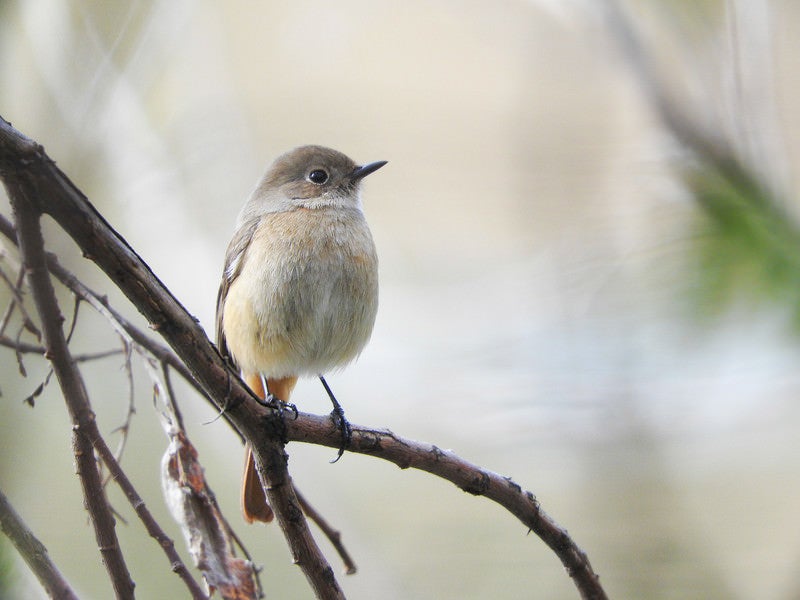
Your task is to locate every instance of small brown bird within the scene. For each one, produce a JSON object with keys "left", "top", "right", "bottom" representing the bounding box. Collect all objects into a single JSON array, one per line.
[{"left": 216, "top": 145, "right": 385, "bottom": 522}]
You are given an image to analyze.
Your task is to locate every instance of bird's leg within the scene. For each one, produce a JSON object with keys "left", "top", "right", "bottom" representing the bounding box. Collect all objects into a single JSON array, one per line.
[{"left": 319, "top": 375, "right": 352, "bottom": 462}]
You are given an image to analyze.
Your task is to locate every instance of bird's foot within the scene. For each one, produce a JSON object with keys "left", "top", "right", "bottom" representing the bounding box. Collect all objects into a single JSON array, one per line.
[
  {"left": 256, "top": 393, "right": 298, "bottom": 419},
  {"left": 329, "top": 404, "right": 352, "bottom": 463},
  {"left": 319, "top": 375, "right": 352, "bottom": 462}
]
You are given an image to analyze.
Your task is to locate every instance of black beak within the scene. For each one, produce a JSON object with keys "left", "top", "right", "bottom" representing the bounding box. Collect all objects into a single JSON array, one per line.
[{"left": 350, "top": 160, "right": 388, "bottom": 181}]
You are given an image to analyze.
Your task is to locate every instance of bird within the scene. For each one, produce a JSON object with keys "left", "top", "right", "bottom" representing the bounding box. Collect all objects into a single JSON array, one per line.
[{"left": 215, "top": 145, "right": 385, "bottom": 522}]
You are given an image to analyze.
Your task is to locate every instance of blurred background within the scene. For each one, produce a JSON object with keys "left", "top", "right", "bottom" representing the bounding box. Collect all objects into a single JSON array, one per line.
[{"left": 2, "top": 0, "right": 800, "bottom": 598}]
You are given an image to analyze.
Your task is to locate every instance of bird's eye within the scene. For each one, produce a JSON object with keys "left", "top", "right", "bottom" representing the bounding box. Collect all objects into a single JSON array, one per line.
[{"left": 307, "top": 169, "right": 329, "bottom": 184}]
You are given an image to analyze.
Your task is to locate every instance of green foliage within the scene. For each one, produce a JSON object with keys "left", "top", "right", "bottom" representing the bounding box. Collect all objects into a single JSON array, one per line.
[{"left": 688, "top": 161, "right": 800, "bottom": 326}]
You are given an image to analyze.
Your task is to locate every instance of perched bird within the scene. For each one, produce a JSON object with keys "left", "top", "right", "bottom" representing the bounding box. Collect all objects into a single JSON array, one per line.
[{"left": 216, "top": 145, "right": 385, "bottom": 522}]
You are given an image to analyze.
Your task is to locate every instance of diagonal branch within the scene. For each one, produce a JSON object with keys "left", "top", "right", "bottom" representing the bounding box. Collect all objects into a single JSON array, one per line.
[
  {"left": 0, "top": 116, "right": 344, "bottom": 599},
  {"left": 0, "top": 212, "right": 226, "bottom": 427},
  {"left": 5, "top": 176, "right": 136, "bottom": 599},
  {"left": 286, "top": 413, "right": 604, "bottom": 598},
  {"left": 296, "top": 488, "right": 357, "bottom": 575},
  {"left": 600, "top": 0, "right": 800, "bottom": 324},
  {"left": 91, "top": 418, "right": 210, "bottom": 599},
  {"left": 0, "top": 115, "right": 608, "bottom": 600},
  {"left": 2, "top": 182, "right": 354, "bottom": 579},
  {"left": 0, "top": 487, "right": 79, "bottom": 600}
]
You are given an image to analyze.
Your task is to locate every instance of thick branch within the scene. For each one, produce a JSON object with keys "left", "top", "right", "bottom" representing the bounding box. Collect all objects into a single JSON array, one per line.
[
  {"left": 244, "top": 377, "right": 345, "bottom": 599},
  {"left": 0, "top": 116, "right": 607, "bottom": 600},
  {"left": 6, "top": 179, "right": 136, "bottom": 599},
  {"left": 0, "top": 116, "right": 343, "bottom": 599},
  {"left": 0, "top": 487, "right": 79, "bottom": 600},
  {"left": 1, "top": 202, "right": 333, "bottom": 596}
]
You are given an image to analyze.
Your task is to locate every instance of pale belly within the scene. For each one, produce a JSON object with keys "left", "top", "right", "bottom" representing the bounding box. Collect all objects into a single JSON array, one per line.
[{"left": 222, "top": 208, "right": 378, "bottom": 377}]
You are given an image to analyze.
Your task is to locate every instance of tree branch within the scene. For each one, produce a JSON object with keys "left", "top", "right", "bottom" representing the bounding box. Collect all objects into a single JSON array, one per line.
[
  {"left": 154, "top": 339, "right": 259, "bottom": 598},
  {"left": 1, "top": 196, "right": 333, "bottom": 595},
  {"left": 91, "top": 422, "right": 210, "bottom": 599},
  {"left": 286, "top": 413, "right": 604, "bottom": 597},
  {"left": 296, "top": 488, "right": 357, "bottom": 575},
  {"left": 0, "top": 115, "right": 608, "bottom": 600},
  {"left": 0, "top": 116, "right": 344, "bottom": 599},
  {"left": 0, "top": 487, "right": 79, "bottom": 600},
  {"left": 0, "top": 213, "right": 226, "bottom": 430},
  {"left": 5, "top": 175, "right": 136, "bottom": 599}
]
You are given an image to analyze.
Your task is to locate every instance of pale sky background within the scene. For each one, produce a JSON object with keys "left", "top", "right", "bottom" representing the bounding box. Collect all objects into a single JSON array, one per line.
[{"left": 2, "top": 1, "right": 800, "bottom": 599}]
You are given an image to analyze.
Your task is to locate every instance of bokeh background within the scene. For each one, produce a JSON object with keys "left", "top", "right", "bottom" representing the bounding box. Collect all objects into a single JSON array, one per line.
[{"left": 2, "top": 0, "right": 800, "bottom": 598}]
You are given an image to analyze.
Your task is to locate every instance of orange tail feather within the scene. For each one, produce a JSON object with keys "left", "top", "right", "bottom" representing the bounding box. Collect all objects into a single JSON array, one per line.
[{"left": 240, "top": 374, "right": 298, "bottom": 523}]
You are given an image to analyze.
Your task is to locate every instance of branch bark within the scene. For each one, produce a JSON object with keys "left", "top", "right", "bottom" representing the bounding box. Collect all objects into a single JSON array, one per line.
[
  {"left": 0, "top": 212, "right": 225, "bottom": 427},
  {"left": 0, "top": 487, "right": 79, "bottom": 600},
  {"left": 286, "top": 413, "right": 604, "bottom": 597},
  {"left": 0, "top": 115, "right": 608, "bottom": 600},
  {"left": 5, "top": 170, "right": 136, "bottom": 599},
  {"left": 92, "top": 425, "right": 210, "bottom": 599},
  {"left": 0, "top": 116, "right": 344, "bottom": 599}
]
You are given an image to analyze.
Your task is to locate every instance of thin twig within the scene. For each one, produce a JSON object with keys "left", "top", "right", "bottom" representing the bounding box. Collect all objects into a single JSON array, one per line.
[
  {"left": 74, "top": 347, "right": 126, "bottom": 362},
  {"left": 296, "top": 488, "right": 357, "bottom": 575},
  {"left": 154, "top": 359, "right": 258, "bottom": 599},
  {"left": 0, "top": 334, "right": 43, "bottom": 354},
  {"left": 0, "top": 213, "right": 236, "bottom": 438},
  {"left": 0, "top": 335, "right": 123, "bottom": 360},
  {"left": 0, "top": 264, "right": 20, "bottom": 336},
  {"left": 106, "top": 336, "right": 137, "bottom": 476},
  {"left": 21, "top": 367, "right": 53, "bottom": 407},
  {"left": 0, "top": 258, "right": 40, "bottom": 339},
  {"left": 160, "top": 360, "right": 186, "bottom": 432},
  {"left": 13, "top": 322, "right": 28, "bottom": 377},
  {"left": 64, "top": 295, "right": 80, "bottom": 344},
  {"left": 90, "top": 419, "right": 210, "bottom": 600}
]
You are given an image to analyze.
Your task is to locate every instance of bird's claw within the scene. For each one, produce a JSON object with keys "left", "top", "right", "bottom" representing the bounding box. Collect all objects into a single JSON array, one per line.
[
  {"left": 256, "top": 393, "right": 298, "bottom": 419},
  {"left": 329, "top": 405, "right": 352, "bottom": 463}
]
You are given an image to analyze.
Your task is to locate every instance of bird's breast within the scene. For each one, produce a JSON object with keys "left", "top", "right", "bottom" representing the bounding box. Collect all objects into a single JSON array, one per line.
[{"left": 222, "top": 207, "right": 378, "bottom": 377}]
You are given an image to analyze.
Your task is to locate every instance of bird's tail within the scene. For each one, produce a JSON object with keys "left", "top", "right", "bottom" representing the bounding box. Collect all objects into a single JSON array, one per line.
[{"left": 241, "top": 374, "right": 298, "bottom": 523}]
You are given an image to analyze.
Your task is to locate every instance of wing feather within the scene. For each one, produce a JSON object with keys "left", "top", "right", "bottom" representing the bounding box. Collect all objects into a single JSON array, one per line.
[{"left": 215, "top": 218, "right": 261, "bottom": 366}]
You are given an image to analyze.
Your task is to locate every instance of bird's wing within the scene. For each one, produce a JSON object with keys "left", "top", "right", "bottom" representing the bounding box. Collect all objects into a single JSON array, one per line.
[{"left": 215, "top": 217, "right": 261, "bottom": 365}]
